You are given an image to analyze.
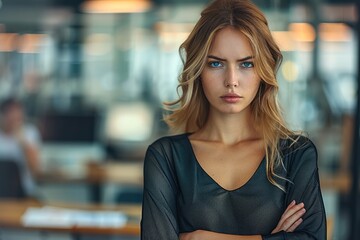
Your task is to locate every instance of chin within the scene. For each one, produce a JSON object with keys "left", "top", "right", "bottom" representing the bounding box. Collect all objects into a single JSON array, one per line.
[
  {"left": 213, "top": 102, "right": 252, "bottom": 114},
  {"left": 218, "top": 107, "right": 246, "bottom": 115}
]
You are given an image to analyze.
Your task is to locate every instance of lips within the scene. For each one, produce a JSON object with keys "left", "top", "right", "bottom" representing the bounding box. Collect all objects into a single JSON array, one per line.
[
  {"left": 221, "top": 93, "right": 241, "bottom": 98},
  {"left": 220, "top": 93, "right": 242, "bottom": 103}
]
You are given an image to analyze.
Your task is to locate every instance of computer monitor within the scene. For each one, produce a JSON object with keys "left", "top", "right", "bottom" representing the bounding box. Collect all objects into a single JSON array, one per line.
[{"left": 38, "top": 111, "right": 99, "bottom": 143}]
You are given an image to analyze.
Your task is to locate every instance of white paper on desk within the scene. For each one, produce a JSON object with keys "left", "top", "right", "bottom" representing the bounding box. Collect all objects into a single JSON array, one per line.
[
  {"left": 22, "top": 206, "right": 128, "bottom": 228},
  {"left": 22, "top": 207, "right": 73, "bottom": 227}
]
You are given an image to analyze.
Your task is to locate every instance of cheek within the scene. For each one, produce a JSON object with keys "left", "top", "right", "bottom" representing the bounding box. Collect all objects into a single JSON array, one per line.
[
  {"left": 244, "top": 75, "right": 261, "bottom": 92},
  {"left": 200, "top": 80, "right": 212, "bottom": 99},
  {"left": 200, "top": 80, "right": 219, "bottom": 103},
  {"left": 200, "top": 73, "right": 212, "bottom": 93},
  {"left": 200, "top": 71, "right": 222, "bottom": 90}
]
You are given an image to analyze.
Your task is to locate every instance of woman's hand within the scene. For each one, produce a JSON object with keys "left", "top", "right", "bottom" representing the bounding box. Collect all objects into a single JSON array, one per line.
[
  {"left": 271, "top": 200, "right": 306, "bottom": 234},
  {"left": 179, "top": 230, "right": 202, "bottom": 240}
]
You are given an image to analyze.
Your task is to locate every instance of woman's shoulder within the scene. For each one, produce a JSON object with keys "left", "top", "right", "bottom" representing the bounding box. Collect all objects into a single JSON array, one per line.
[
  {"left": 151, "top": 132, "right": 188, "bottom": 144},
  {"left": 145, "top": 133, "right": 191, "bottom": 166},
  {"left": 148, "top": 133, "right": 189, "bottom": 151},
  {"left": 280, "top": 134, "right": 318, "bottom": 170},
  {"left": 280, "top": 134, "right": 317, "bottom": 153}
]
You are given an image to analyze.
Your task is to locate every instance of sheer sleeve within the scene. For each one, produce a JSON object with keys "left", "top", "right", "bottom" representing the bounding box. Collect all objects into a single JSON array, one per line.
[
  {"left": 141, "top": 143, "right": 179, "bottom": 240},
  {"left": 262, "top": 139, "right": 327, "bottom": 240}
]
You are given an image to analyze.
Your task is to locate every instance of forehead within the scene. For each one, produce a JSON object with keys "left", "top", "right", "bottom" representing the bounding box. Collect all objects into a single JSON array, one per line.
[{"left": 208, "top": 27, "right": 253, "bottom": 57}]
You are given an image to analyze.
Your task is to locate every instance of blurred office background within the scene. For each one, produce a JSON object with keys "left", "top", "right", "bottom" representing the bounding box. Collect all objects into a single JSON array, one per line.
[{"left": 0, "top": 0, "right": 358, "bottom": 239}]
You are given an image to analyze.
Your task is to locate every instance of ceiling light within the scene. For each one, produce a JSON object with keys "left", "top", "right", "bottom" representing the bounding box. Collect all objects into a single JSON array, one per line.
[
  {"left": 82, "top": 0, "right": 152, "bottom": 14},
  {"left": 0, "top": 33, "right": 18, "bottom": 52},
  {"left": 18, "top": 34, "right": 47, "bottom": 54},
  {"left": 319, "top": 23, "right": 351, "bottom": 42},
  {"left": 289, "top": 23, "right": 316, "bottom": 42}
]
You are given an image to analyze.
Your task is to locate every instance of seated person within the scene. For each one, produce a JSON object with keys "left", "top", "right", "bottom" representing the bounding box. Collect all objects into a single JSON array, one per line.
[{"left": 0, "top": 97, "right": 41, "bottom": 198}]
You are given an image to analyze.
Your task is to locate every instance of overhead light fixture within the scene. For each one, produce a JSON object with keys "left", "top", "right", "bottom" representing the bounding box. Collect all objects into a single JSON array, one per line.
[
  {"left": 271, "top": 31, "right": 294, "bottom": 52},
  {"left": 289, "top": 23, "right": 316, "bottom": 42},
  {"left": 271, "top": 23, "right": 316, "bottom": 52},
  {"left": 0, "top": 33, "right": 18, "bottom": 52},
  {"left": 18, "top": 34, "right": 47, "bottom": 54},
  {"left": 319, "top": 23, "right": 351, "bottom": 42},
  {"left": 82, "top": 0, "right": 152, "bottom": 14},
  {"left": 271, "top": 31, "right": 313, "bottom": 52}
]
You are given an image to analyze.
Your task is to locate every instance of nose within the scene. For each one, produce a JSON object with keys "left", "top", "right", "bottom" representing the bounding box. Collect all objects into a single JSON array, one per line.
[{"left": 224, "top": 66, "right": 239, "bottom": 88}]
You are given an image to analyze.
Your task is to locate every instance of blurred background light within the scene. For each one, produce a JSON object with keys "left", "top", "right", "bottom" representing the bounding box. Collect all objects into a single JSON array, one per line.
[
  {"left": 81, "top": 0, "right": 152, "bottom": 14},
  {"left": 17, "top": 34, "right": 47, "bottom": 54},
  {"left": 0, "top": 33, "right": 18, "bottom": 52},
  {"left": 319, "top": 23, "right": 352, "bottom": 42},
  {"left": 272, "top": 31, "right": 294, "bottom": 52},
  {"left": 272, "top": 22, "right": 316, "bottom": 52},
  {"left": 289, "top": 23, "right": 316, "bottom": 42},
  {"left": 104, "top": 102, "right": 154, "bottom": 142},
  {"left": 281, "top": 60, "right": 299, "bottom": 82}
]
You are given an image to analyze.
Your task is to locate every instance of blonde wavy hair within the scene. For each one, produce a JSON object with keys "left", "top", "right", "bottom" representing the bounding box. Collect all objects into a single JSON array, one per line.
[{"left": 164, "top": 0, "right": 298, "bottom": 191}]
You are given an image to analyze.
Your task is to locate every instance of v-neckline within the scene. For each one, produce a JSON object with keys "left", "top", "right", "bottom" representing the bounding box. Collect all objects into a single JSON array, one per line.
[{"left": 183, "top": 133, "right": 266, "bottom": 192}]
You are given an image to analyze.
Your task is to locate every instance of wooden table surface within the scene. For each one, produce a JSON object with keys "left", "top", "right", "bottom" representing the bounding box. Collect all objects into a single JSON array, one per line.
[
  {"left": 0, "top": 199, "right": 141, "bottom": 235},
  {"left": 36, "top": 161, "right": 143, "bottom": 186}
]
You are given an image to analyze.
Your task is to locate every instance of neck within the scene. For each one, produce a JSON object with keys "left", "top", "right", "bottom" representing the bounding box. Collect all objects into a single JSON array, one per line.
[{"left": 197, "top": 108, "right": 261, "bottom": 145}]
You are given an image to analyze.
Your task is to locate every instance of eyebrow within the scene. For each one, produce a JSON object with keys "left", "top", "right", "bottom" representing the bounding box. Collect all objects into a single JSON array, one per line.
[{"left": 207, "top": 55, "right": 254, "bottom": 62}]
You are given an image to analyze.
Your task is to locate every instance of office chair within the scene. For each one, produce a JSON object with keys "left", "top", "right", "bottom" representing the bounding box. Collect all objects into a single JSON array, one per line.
[{"left": 0, "top": 160, "right": 26, "bottom": 199}]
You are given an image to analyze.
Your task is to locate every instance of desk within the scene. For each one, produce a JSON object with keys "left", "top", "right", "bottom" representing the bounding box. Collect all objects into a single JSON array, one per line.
[
  {"left": 37, "top": 162, "right": 143, "bottom": 185},
  {"left": 86, "top": 162, "right": 143, "bottom": 185},
  {"left": 0, "top": 199, "right": 141, "bottom": 236},
  {"left": 37, "top": 162, "right": 143, "bottom": 203},
  {"left": 87, "top": 162, "right": 143, "bottom": 203}
]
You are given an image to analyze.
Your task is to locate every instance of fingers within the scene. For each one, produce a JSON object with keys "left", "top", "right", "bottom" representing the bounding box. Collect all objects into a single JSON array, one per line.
[
  {"left": 281, "top": 203, "right": 305, "bottom": 225},
  {"left": 282, "top": 200, "right": 296, "bottom": 218},
  {"left": 279, "top": 203, "right": 304, "bottom": 225},
  {"left": 272, "top": 201, "right": 306, "bottom": 234},
  {"left": 285, "top": 200, "right": 296, "bottom": 212},
  {"left": 283, "top": 210, "right": 305, "bottom": 230},
  {"left": 287, "top": 218, "right": 303, "bottom": 232},
  {"left": 282, "top": 203, "right": 306, "bottom": 231}
]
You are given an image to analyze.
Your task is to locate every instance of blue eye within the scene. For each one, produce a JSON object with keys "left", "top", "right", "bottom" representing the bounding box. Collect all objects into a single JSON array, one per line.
[
  {"left": 208, "top": 61, "right": 223, "bottom": 68},
  {"left": 241, "top": 61, "right": 254, "bottom": 68}
]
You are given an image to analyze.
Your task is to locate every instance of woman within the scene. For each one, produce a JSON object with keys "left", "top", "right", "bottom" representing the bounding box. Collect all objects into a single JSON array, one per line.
[{"left": 141, "top": 0, "right": 326, "bottom": 239}]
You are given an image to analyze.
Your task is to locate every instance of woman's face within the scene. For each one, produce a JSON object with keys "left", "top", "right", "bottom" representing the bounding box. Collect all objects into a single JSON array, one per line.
[
  {"left": 1, "top": 105, "right": 24, "bottom": 133},
  {"left": 200, "top": 27, "right": 261, "bottom": 116}
]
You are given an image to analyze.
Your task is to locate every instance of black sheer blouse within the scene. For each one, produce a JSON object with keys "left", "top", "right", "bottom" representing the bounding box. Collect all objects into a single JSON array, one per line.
[{"left": 141, "top": 133, "right": 326, "bottom": 240}]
